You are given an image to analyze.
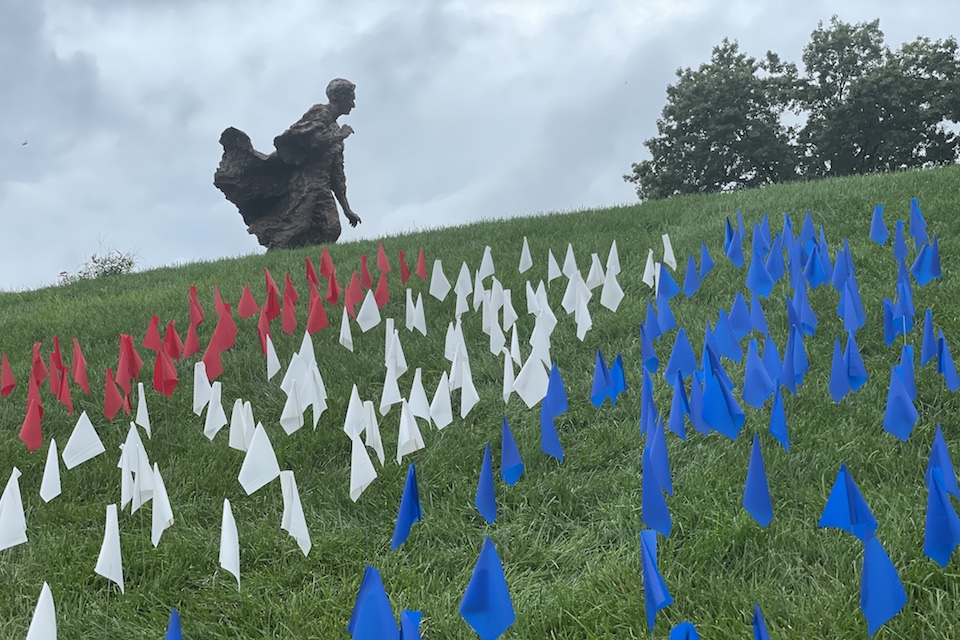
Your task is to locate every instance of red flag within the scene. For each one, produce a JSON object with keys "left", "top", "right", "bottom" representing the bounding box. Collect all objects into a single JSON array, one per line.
[
  {"left": 326, "top": 271, "right": 342, "bottom": 306},
  {"left": 256, "top": 305, "right": 271, "bottom": 355},
  {"left": 188, "top": 285, "right": 205, "bottom": 326},
  {"left": 122, "top": 391, "right": 131, "bottom": 415},
  {"left": 48, "top": 352, "right": 61, "bottom": 398},
  {"left": 153, "top": 350, "right": 178, "bottom": 397},
  {"left": 19, "top": 397, "right": 43, "bottom": 452},
  {"left": 377, "top": 243, "right": 391, "bottom": 274},
  {"left": 116, "top": 334, "right": 142, "bottom": 395},
  {"left": 360, "top": 255, "right": 373, "bottom": 289},
  {"left": 27, "top": 379, "right": 43, "bottom": 419},
  {"left": 374, "top": 272, "right": 390, "bottom": 308},
  {"left": 284, "top": 273, "right": 300, "bottom": 305},
  {"left": 306, "top": 282, "right": 329, "bottom": 334},
  {"left": 183, "top": 322, "right": 201, "bottom": 357},
  {"left": 238, "top": 284, "right": 259, "bottom": 319},
  {"left": 104, "top": 367, "right": 123, "bottom": 420},
  {"left": 212, "top": 303, "right": 238, "bottom": 352},
  {"left": 305, "top": 257, "right": 321, "bottom": 290},
  {"left": 71, "top": 338, "right": 90, "bottom": 394},
  {"left": 201, "top": 339, "right": 223, "bottom": 381},
  {"left": 143, "top": 315, "right": 163, "bottom": 352},
  {"left": 56, "top": 369, "right": 73, "bottom": 416},
  {"left": 345, "top": 272, "right": 364, "bottom": 318},
  {"left": 281, "top": 290, "right": 297, "bottom": 335},
  {"left": 163, "top": 320, "right": 184, "bottom": 360},
  {"left": 30, "top": 342, "right": 48, "bottom": 388},
  {"left": 214, "top": 286, "right": 227, "bottom": 316},
  {"left": 1, "top": 353, "right": 14, "bottom": 397},
  {"left": 49, "top": 335, "right": 66, "bottom": 397},
  {"left": 399, "top": 250, "right": 411, "bottom": 285},
  {"left": 263, "top": 268, "right": 281, "bottom": 321},
  {"left": 416, "top": 248, "right": 427, "bottom": 280},
  {"left": 319, "top": 247, "right": 335, "bottom": 278}
]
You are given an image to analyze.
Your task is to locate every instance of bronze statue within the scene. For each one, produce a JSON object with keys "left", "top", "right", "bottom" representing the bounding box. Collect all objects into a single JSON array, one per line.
[{"left": 214, "top": 78, "right": 362, "bottom": 249}]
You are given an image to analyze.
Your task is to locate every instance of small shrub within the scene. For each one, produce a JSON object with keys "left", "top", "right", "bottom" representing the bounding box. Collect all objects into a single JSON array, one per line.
[{"left": 59, "top": 249, "right": 137, "bottom": 285}]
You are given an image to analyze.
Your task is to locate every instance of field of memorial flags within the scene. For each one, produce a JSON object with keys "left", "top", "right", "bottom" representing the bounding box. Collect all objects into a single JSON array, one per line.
[{"left": 1, "top": 165, "right": 960, "bottom": 637}]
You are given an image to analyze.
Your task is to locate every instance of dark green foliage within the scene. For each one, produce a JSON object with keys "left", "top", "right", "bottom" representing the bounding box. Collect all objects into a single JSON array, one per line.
[{"left": 628, "top": 17, "right": 960, "bottom": 200}]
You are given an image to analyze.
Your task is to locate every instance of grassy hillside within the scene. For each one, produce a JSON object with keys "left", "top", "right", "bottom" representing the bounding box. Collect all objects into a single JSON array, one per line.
[{"left": 1, "top": 165, "right": 959, "bottom": 638}]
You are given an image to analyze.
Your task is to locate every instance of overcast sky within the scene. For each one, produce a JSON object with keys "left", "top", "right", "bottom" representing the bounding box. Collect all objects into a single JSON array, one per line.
[{"left": 2, "top": 0, "right": 957, "bottom": 291}]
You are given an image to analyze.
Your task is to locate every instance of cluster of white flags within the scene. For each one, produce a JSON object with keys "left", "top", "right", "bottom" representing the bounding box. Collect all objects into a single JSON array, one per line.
[{"left": 7, "top": 233, "right": 659, "bottom": 632}]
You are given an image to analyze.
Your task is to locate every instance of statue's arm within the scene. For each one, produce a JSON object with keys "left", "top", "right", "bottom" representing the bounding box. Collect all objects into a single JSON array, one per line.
[{"left": 331, "top": 140, "right": 361, "bottom": 228}]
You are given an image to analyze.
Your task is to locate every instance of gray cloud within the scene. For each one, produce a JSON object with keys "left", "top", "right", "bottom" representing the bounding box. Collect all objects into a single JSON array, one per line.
[{"left": 1, "top": 0, "right": 957, "bottom": 290}]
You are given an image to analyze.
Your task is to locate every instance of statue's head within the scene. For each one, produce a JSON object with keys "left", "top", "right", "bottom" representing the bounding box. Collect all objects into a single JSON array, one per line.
[{"left": 327, "top": 78, "right": 356, "bottom": 116}]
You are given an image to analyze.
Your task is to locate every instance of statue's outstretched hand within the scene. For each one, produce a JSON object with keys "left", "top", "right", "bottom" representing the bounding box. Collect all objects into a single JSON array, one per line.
[
  {"left": 346, "top": 211, "right": 362, "bottom": 227},
  {"left": 340, "top": 125, "right": 354, "bottom": 139}
]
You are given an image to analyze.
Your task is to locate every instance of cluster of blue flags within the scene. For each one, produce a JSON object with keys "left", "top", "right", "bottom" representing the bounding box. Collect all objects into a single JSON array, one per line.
[{"left": 342, "top": 197, "right": 957, "bottom": 638}]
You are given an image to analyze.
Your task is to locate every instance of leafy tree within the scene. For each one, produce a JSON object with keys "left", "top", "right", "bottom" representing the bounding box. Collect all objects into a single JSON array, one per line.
[
  {"left": 798, "top": 17, "right": 960, "bottom": 176},
  {"left": 624, "top": 39, "right": 799, "bottom": 201}
]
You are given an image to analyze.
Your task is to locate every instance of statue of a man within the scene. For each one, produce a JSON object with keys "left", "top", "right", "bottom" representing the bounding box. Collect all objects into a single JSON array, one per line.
[{"left": 214, "top": 78, "right": 362, "bottom": 250}]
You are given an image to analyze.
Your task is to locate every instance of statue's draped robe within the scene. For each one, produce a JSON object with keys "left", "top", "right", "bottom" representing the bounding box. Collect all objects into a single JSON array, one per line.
[{"left": 214, "top": 103, "right": 348, "bottom": 249}]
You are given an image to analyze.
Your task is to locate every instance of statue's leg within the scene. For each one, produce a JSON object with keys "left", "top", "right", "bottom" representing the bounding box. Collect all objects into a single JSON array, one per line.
[{"left": 305, "top": 189, "right": 343, "bottom": 245}]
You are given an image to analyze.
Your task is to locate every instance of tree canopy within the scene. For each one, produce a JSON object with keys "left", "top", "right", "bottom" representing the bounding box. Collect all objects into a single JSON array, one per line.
[{"left": 626, "top": 17, "right": 960, "bottom": 201}]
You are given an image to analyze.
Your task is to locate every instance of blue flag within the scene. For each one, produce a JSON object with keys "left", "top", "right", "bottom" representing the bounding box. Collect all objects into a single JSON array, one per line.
[
  {"left": 665, "top": 328, "right": 697, "bottom": 385},
  {"left": 803, "top": 244, "right": 828, "bottom": 289},
  {"left": 641, "top": 323, "right": 659, "bottom": 373},
  {"left": 590, "top": 349, "right": 613, "bottom": 408},
  {"left": 700, "top": 241, "right": 715, "bottom": 279},
  {"left": 657, "top": 289, "right": 677, "bottom": 334},
  {"left": 883, "top": 365, "right": 919, "bottom": 441},
  {"left": 750, "top": 292, "right": 769, "bottom": 336},
  {"left": 910, "top": 196, "right": 928, "bottom": 248},
  {"left": 861, "top": 534, "right": 907, "bottom": 636},
  {"left": 753, "top": 604, "right": 771, "bottom": 640},
  {"left": 924, "top": 467, "right": 960, "bottom": 567},
  {"left": 658, "top": 266, "right": 681, "bottom": 300},
  {"left": 937, "top": 330, "right": 960, "bottom": 392},
  {"left": 927, "top": 425, "right": 960, "bottom": 498},
  {"left": 475, "top": 444, "right": 497, "bottom": 524},
  {"left": 349, "top": 565, "right": 399, "bottom": 639},
  {"left": 799, "top": 209, "right": 816, "bottom": 246},
  {"left": 649, "top": 418, "right": 673, "bottom": 496},
  {"left": 911, "top": 242, "right": 939, "bottom": 286},
  {"left": 668, "top": 372, "right": 689, "bottom": 442},
  {"left": 400, "top": 610, "right": 422, "bottom": 640},
  {"left": 831, "top": 241, "right": 851, "bottom": 291},
  {"left": 688, "top": 373, "right": 710, "bottom": 436},
  {"left": 819, "top": 463, "right": 878, "bottom": 541},
  {"left": 540, "top": 363, "right": 567, "bottom": 462},
  {"left": 392, "top": 464, "right": 424, "bottom": 550},
  {"left": 743, "top": 433, "right": 773, "bottom": 527},
  {"left": 753, "top": 220, "right": 770, "bottom": 257},
  {"left": 761, "top": 335, "right": 783, "bottom": 391},
  {"left": 645, "top": 299, "right": 663, "bottom": 341},
  {"left": 746, "top": 250, "right": 775, "bottom": 298},
  {"left": 844, "top": 332, "right": 868, "bottom": 392},
  {"left": 729, "top": 292, "right": 752, "bottom": 340},
  {"left": 896, "top": 346, "right": 917, "bottom": 400},
  {"left": 743, "top": 340, "right": 775, "bottom": 409},
  {"left": 702, "top": 370, "right": 744, "bottom": 440},
  {"left": 869, "top": 204, "right": 888, "bottom": 244},
  {"left": 670, "top": 621, "right": 701, "bottom": 640},
  {"left": 726, "top": 228, "right": 745, "bottom": 268},
  {"left": 609, "top": 354, "right": 627, "bottom": 404},
  {"left": 165, "top": 609, "right": 182, "bottom": 640},
  {"left": 829, "top": 336, "right": 850, "bottom": 403},
  {"left": 714, "top": 310, "right": 743, "bottom": 363},
  {"left": 893, "top": 220, "right": 908, "bottom": 262},
  {"left": 764, "top": 234, "right": 785, "bottom": 283},
  {"left": 640, "top": 368, "right": 657, "bottom": 436},
  {"left": 769, "top": 386, "right": 789, "bottom": 452},
  {"left": 683, "top": 254, "right": 701, "bottom": 298},
  {"left": 459, "top": 536, "right": 515, "bottom": 640},
  {"left": 642, "top": 448, "right": 672, "bottom": 537},
  {"left": 782, "top": 212, "right": 795, "bottom": 252},
  {"left": 501, "top": 417, "right": 524, "bottom": 486},
  {"left": 640, "top": 530, "right": 673, "bottom": 632}
]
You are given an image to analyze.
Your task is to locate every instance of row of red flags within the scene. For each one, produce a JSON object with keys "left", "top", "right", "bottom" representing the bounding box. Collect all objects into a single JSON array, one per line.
[{"left": 3, "top": 244, "right": 428, "bottom": 454}]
